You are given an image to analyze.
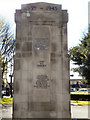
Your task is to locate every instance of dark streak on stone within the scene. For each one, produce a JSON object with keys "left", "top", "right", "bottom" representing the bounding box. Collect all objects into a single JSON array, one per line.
[
  {"left": 14, "top": 59, "right": 20, "bottom": 70},
  {"left": 51, "top": 53, "right": 56, "bottom": 58},
  {"left": 14, "top": 103, "right": 18, "bottom": 111},
  {"left": 16, "top": 42, "right": 20, "bottom": 50},
  {"left": 22, "top": 42, "right": 32, "bottom": 51},
  {"left": 51, "top": 43, "right": 57, "bottom": 51},
  {"left": 15, "top": 53, "right": 21, "bottom": 58},
  {"left": 15, "top": 81, "right": 19, "bottom": 93}
]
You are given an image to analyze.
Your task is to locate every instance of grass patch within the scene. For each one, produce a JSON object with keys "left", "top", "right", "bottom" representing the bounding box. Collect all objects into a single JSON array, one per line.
[
  {"left": 71, "top": 100, "right": 90, "bottom": 105},
  {"left": 0, "top": 98, "right": 13, "bottom": 104},
  {"left": 71, "top": 92, "right": 90, "bottom": 95}
]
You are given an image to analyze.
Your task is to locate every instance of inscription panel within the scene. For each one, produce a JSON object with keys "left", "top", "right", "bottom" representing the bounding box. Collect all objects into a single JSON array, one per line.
[
  {"left": 35, "top": 38, "right": 49, "bottom": 50},
  {"left": 34, "top": 75, "right": 49, "bottom": 88},
  {"left": 32, "top": 25, "right": 51, "bottom": 103},
  {"left": 21, "top": 5, "right": 60, "bottom": 11},
  {"left": 37, "top": 61, "right": 46, "bottom": 67}
]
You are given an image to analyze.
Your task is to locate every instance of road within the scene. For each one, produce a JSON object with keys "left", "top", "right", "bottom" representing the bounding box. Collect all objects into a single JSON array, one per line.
[{"left": 0, "top": 104, "right": 90, "bottom": 119}]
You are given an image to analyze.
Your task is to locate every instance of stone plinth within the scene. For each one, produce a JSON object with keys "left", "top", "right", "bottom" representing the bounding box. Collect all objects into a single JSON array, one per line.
[{"left": 13, "top": 2, "right": 71, "bottom": 119}]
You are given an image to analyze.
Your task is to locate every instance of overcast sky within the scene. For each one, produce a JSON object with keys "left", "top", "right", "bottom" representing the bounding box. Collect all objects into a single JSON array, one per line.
[
  {"left": 0, "top": 0, "right": 89, "bottom": 48},
  {"left": 0, "top": 0, "right": 89, "bottom": 79}
]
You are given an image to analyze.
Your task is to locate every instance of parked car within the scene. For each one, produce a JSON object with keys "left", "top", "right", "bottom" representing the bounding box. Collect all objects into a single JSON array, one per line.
[
  {"left": 2, "top": 90, "right": 6, "bottom": 94},
  {"left": 2, "top": 90, "right": 6, "bottom": 97},
  {"left": 78, "top": 88, "right": 88, "bottom": 92},
  {"left": 70, "top": 88, "right": 77, "bottom": 92},
  {"left": 2, "top": 87, "right": 10, "bottom": 97}
]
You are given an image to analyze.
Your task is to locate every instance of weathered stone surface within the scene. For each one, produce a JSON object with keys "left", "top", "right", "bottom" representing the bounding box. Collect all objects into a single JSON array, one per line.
[
  {"left": 51, "top": 43, "right": 57, "bottom": 51},
  {"left": 22, "top": 42, "right": 32, "bottom": 51},
  {"left": 15, "top": 42, "right": 21, "bottom": 50},
  {"left": 22, "top": 52, "right": 32, "bottom": 57},
  {"left": 14, "top": 59, "right": 21, "bottom": 70},
  {"left": 14, "top": 2, "right": 71, "bottom": 119},
  {"left": 14, "top": 81, "right": 20, "bottom": 93},
  {"left": 15, "top": 52, "right": 21, "bottom": 58}
]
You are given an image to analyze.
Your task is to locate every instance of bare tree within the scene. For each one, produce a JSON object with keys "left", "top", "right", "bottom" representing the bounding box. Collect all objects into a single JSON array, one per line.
[{"left": 0, "top": 19, "right": 15, "bottom": 97}]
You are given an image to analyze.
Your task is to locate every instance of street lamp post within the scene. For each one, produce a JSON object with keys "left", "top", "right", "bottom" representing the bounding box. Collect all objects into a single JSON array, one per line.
[
  {"left": 9, "top": 74, "right": 13, "bottom": 97},
  {"left": 9, "top": 63, "right": 13, "bottom": 98}
]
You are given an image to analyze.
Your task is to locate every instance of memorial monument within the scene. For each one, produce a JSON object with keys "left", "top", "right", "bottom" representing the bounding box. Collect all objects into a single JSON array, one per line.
[{"left": 13, "top": 2, "right": 71, "bottom": 119}]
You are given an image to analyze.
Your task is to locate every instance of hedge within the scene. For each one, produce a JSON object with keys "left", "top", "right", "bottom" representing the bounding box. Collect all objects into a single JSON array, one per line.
[{"left": 71, "top": 92, "right": 90, "bottom": 101}]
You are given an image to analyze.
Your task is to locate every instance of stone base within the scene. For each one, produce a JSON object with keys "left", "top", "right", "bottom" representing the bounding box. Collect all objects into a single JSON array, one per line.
[{"left": 13, "top": 118, "right": 71, "bottom": 120}]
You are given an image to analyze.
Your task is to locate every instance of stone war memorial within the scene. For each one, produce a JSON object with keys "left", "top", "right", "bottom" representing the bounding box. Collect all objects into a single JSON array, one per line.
[{"left": 13, "top": 2, "right": 71, "bottom": 119}]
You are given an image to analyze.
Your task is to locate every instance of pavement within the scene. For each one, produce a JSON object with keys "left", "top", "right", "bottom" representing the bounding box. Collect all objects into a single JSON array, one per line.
[
  {"left": 0, "top": 104, "right": 90, "bottom": 119},
  {"left": 71, "top": 105, "right": 89, "bottom": 119},
  {"left": 0, "top": 104, "right": 12, "bottom": 119}
]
